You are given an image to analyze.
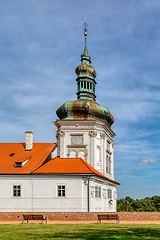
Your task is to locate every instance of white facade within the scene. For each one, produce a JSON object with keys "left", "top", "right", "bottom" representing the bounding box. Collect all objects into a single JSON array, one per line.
[
  {"left": 55, "top": 119, "right": 115, "bottom": 180},
  {"left": 0, "top": 174, "right": 117, "bottom": 212}
]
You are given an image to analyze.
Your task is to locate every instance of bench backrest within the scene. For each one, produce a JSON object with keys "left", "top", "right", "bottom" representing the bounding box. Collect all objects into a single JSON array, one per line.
[
  {"left": 23, "top": 215, "right": 43, "bottom": 220},
  {"left": 107, "top": 214, "right": 118, "bottom": 219},
  {"left": 98, "top": 214, "right": 118, "bottom": 220}
]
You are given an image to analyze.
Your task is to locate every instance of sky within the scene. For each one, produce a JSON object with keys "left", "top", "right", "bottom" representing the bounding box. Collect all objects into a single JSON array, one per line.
[{"left": 0, "top": 0, "right": 160, "bottom": 200}]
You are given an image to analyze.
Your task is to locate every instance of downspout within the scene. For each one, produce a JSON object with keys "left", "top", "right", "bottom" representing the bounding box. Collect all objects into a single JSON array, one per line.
[{"left": 87, "top": 175, "right": 90, "bottom": 212}]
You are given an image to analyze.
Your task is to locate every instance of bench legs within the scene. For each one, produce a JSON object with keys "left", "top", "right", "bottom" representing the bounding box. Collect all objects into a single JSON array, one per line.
[
  {"left": 97, "top": 218, "right": 119, "bottom": 224},
  {"left": 116, "top": 217, "right": 119, "bottom": 224},
  {"left": 22, "top": 219, "right": 28, "bottom": 224},
  {"left": 41, "top": 217, "right": 47, "bottom": 224},
  {"left": 97, "top": 219, "right": 101, "bottom": 224}
]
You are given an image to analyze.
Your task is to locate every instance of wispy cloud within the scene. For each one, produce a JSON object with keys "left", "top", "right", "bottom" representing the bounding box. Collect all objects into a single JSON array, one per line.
[
  {"left": 114, "top": 167, "right": 122, "bottom": 171},
  {"left": 138, "top": 159, "right": 157, "bottom": 165}
]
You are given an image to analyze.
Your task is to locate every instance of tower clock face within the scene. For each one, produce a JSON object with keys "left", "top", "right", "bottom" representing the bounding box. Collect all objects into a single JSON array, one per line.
[{"left": 71, "top": 136, "right": 83, "bottom": 145}]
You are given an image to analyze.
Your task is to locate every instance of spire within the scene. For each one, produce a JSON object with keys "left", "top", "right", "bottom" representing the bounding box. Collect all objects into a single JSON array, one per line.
[
  {"left": 81, "top": 20, "right": 91, "bottom": 65},
  {"left": 75, "top": 20, "right": 97, "bottom": 101}
]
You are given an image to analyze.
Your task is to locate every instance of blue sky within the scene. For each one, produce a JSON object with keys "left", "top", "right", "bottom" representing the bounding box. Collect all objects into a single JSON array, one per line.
[{"left": 0, "top": 0, "right": 160, "bottom": 199}]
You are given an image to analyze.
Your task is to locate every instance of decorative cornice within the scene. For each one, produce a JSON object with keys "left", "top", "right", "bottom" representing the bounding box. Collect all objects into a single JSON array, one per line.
[
  {"left": 70, "top": 133, "right": 83, "bottom": 136},
  {"left": 67, "top": 145, "right": 86, "bottom": 148}
]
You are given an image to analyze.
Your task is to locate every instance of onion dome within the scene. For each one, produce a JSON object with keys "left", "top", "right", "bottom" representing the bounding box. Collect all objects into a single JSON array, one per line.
[
  {"left": 56, "top": 99, "right": 114, "bottom": 127},
  {"left": 56, "top": 21, "right": 114, "bottom": 127}
]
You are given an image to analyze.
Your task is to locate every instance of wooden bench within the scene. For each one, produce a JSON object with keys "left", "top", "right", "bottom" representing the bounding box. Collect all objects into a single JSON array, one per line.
[
  {"left": 22, "top": 214, "right": 47, "bottom": 224},
  {"left": 97, "top": 214, "right": 119, "bottom": 224}
]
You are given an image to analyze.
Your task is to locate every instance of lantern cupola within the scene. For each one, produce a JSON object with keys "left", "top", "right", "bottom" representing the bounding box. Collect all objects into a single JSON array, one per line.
[{"left": 75, "top": 21, "right": 97, "bottom": 101}]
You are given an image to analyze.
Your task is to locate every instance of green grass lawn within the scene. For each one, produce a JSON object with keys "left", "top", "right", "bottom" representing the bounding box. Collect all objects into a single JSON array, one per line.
[{"left": 0, "top": 224, "right": 160, "bottom": 240}]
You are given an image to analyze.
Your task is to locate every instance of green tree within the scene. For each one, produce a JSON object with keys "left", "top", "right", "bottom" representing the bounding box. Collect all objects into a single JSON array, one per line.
[
  {"left": 117, "top": 195, "right": 159, "bottom": 212},
  {"left": 151, "top": 195, "right": 160, "bottom": 211}
]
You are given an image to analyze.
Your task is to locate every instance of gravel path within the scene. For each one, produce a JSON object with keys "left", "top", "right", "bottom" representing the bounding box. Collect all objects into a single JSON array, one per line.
[{"left": 0, "top": 220, "right": 160, "bottom": 224}]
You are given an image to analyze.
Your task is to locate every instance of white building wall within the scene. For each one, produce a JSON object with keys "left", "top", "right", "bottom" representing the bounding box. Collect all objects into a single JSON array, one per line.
[
  {"left": 89, "top": 177, "right": 117, "bottom": 212},
  {"left": 0, "top": 175, "right": 83, "bottom": 212},
  {"left": 0, "top": 174, "right": 117, "bottom": 212}
]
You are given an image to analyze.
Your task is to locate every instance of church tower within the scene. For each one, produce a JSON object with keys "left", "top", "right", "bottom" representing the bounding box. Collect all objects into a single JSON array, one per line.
[
  {"left": 0, "top": 22, "right": 119, "bottom": 214},
  {"left": 55, "top": 22, "right": 115, "bottom": 181}
]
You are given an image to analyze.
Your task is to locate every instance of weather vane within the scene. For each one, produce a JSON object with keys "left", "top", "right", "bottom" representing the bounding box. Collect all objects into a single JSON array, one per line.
[{"left": 83, "top": 17, "right": 88, "bottom": 36}]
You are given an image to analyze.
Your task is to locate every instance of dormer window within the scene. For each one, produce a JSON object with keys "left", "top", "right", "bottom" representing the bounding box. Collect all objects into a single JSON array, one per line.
[
  {"left": 14, "top": 158, "right": 29, "bottom": 168},
  {"left": 15, "top": 162, "right": 22, "bottom": 168}
]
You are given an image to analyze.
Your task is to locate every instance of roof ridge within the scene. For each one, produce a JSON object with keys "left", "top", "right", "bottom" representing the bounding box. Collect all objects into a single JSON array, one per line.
[
  {"left": 30, "top": 144, "right": 56, "bottom": 173},
  {"left": 79, "top": 158, "right": 94, "bottom": 173}
]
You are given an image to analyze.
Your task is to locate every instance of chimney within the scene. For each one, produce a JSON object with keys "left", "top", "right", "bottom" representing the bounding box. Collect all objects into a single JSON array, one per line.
[{"left": 25, "top": 131, "right": 33, "bottom": 151}]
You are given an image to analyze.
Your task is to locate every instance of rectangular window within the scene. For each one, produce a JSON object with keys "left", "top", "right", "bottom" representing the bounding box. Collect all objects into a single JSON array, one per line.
[
  {"left": 58, "top": 185, "right": 65, "bottom": 197},
  {"left": 71, "top": 136, "right": 83, "bottom": 145},
  {"left": 106, "top": 155, "right": 111, "bottom": 174},
  {"left": 13, "top": 185, "right": 21, "bottom": 197},
  {"left": 95, "top": 187, "right": 98, "bottom": 198},
  {"left": 106, "top": 158, "right": 108, "bottom": 173},
  {"left": 99, "top": 187, "right": 101, "bottom": 198},
  {"left": 107, "top": 141, "right": 110, "bottom": 151},
  {"left": 97, "top": 146, "right": 101, "bottom": 162},
  {"left": 95, "top": 187, "right": 101, "bottom": 198},
  {"left": 108, "top": 189, "right": 112, "bottom": 199}
]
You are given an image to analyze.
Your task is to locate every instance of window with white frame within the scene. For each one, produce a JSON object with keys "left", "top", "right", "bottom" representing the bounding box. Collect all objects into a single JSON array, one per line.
[
  {"left": 108, "top": 189, "right": 112, "bottom": 199},
  {"left": 13, "top": 185, "right": 21, "bottom": 197},
  {"left": 57, "top": 185, "right": 65, "bottom": 197},
  {"left": 95, "top": 187, "right": 101, "bottom": 198}
]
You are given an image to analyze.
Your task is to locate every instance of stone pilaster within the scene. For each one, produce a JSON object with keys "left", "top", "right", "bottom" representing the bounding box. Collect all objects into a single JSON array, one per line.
[{"left": 89, "top": 131, "right": 97, "bottom": 168}]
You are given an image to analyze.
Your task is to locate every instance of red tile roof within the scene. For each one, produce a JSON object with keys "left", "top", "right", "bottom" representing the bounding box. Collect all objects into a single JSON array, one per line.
[
  {"left": 0, "top": 143, "right": 119, "bottom": 184},
  {"left": 33, "top": 157, "right": 120, "bottom": 185},
  {"left": 0, "top": 143, "right": 56, "bottom": 174}
]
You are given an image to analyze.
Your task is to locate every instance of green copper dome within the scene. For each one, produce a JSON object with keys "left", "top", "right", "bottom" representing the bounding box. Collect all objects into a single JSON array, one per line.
[
  {"left": 56, "top": 22, "right": 114, "bottom": 127},
  {"left": 56, "top": 99, "right": 114, "bottom": 127}
]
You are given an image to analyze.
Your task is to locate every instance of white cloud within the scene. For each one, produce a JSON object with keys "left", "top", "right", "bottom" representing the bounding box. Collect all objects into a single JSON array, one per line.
[{"left": 138, "top": 159, "right": 157, "bottom": 165}]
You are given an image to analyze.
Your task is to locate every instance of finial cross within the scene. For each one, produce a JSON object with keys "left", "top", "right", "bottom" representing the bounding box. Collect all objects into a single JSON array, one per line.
[{"left": 83, "top": 18, "right": 88, "bottom": 33}]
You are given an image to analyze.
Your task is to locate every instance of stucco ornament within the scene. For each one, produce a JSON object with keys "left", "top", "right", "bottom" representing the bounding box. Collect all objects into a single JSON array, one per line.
[
  {"left": 113, "top": 191, "right": 117, "bottom": 200},
  {"left": 56, "top": 131, "right": 65, "bottom": 138},
  {"left": 100, "top": 133, "right": 105, "bottom": 139},
  {"left": 90, "top": 186, "right": 95, "bottom": 198},
  {"left": 89, "top": 131, "right": 97, "bottom": 138}
]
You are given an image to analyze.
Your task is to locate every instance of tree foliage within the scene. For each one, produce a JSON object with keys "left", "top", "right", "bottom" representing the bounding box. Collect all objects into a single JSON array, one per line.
[{"left": 117, "top": 195, "right": 160, "bottom": 212}]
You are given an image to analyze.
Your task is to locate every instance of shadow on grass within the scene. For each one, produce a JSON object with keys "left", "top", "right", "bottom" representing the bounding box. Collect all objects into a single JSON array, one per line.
[{"left": 0, "top": 224, "right": 160, "bottom": 240}]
